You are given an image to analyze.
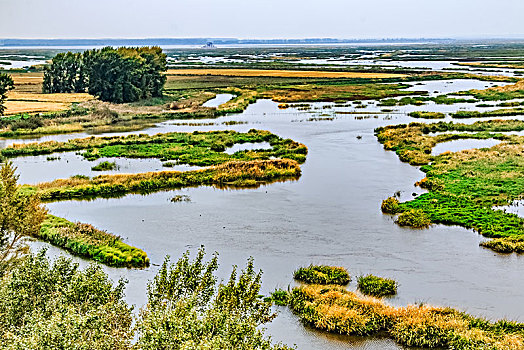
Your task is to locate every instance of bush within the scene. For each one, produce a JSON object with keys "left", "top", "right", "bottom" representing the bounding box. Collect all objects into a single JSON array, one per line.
[
  {"left": 381, "top": 196, "right": 400, "bottom": 214},
  {"left": 294, "top": 265, "right": 350, "bottom": 285},
  {"left": 357, "top": 275, "right": 398, "bottom": 297},
  {"left": 396, "top": 209, "right": 431, "bottom": 228}
]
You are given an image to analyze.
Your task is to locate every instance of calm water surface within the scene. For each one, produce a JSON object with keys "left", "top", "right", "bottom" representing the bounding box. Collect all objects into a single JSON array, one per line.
[{"left": 9, "top": 84, "right": 524, "bottom": 349}]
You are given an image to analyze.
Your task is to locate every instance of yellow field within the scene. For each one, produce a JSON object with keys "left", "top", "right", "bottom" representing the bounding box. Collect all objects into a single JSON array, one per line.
[
  {"left": 3, "top": 72, "right": 94, "bottom": 115},
  {"left": 166, "top": 69, "right": 406, "bottom": 79}
]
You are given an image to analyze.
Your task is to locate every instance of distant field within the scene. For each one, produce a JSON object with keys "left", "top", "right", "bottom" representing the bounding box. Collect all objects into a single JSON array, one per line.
[
  {"left": 166, "top": 69, "right": 407, "bottom": 79},
  {"left": 3, "top": 72, "right": 93, "bottom": 115}
]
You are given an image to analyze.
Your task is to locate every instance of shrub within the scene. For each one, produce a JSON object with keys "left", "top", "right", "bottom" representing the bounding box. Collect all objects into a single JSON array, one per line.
[
  {"left": 294, "top": 265, "right": 350, "bottom": 285},
  {"left": 357, "top": 275, "right": 398, "bottom": 297},
  {"left": 381, "top": 196, "right": 400, "bottom": 214},
  {"left": 396, "top": 209, "right": 431, "bottom": 228}
]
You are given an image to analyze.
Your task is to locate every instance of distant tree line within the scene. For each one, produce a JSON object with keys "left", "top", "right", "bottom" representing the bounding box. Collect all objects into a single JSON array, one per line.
[{"left": 43, "top": 46, "right": 167, "bottom": 103}]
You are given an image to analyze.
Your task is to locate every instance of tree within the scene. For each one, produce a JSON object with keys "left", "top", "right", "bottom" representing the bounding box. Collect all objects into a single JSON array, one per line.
[
  {"left": 0, "top": 161, "right": 47, "bottom": 275},
  {"left": 0, "top": 251, "right": 133, "bottom": 349},
  {"left": 43, "top": 47, "right": 167, "bottom": 103},
  {"left": 136, "top": 247, "right": 292, "bottom": 350},
  {"left": 0, "top": 73, "right": 14, "bottom": 116}
]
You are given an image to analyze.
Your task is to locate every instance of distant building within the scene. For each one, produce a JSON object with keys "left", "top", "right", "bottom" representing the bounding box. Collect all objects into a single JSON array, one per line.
[{"left": 202, "top": 42, "right": 216, "bottom": 49}]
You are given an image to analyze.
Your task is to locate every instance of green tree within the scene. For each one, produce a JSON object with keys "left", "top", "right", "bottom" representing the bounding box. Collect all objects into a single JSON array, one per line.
[
  {"left": 0, "top": 73, "right": 14, "bottom": 116},
  {"left": 136, "top": 247, "right": 292, "bottom": 350},
  {"left": 0, "top": 251, "right": 134, "bottom": 349},
  {"left": 0, "top": 161, "right": 47, "bottom": 275}
]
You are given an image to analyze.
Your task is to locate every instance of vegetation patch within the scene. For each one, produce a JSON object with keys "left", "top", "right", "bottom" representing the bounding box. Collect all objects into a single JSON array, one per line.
[
  {"left": 376, "top": 120, "right": 524, "bottom": 252},
  {"left": 408, "top": 111, "right": 446, "bottom": 119},
  {"left": 451, "top": 108, "right": 524, "bottom": 118},
  {"left": 26, "top": 159, "right": 302, "bottom": 201},
  {"left": 293, "top": 265, "right": 350, "bottom": 285},
  {"left": 357, "top": 275, "right": 398, "bottom": 297},
  {"left": 39, "top": 215, "right": 149, "bottom": 268},
  {"left": 2, "top": 129, "right": 308, "bottom": 166},
  {"left": 287, "top": 284, "right": 523, "bottom": 349},
  {"left": 91, "top": 161, "right": 118, "bottom": 171}
]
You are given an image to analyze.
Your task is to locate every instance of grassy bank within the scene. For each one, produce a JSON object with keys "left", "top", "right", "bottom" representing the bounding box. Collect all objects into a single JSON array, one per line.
[
  {"left": 376, "top": 120, "right": 524, "bottom": 253},
  {"left": 39, "top": 215, "right": 149, "bottom": 268}
]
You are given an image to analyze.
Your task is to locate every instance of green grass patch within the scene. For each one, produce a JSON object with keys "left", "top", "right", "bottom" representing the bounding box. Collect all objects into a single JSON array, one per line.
[
  {"left": 357, "top": 275, "right": 398, "bottom": 297},
  {"left": 91, "top": 161, "right": 118, "bottom": 171},
  {"left": 39, "top": 215, "right": 149, "bottom": 268},
  {"left": 294, "top": 265, "right": 350, "bottom": 285}
]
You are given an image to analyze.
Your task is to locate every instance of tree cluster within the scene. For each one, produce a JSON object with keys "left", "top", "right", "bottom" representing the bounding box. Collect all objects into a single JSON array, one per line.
[
  {"left": 0, "top": 73, "right": 14, "bottom": 116},
  {"left": 43, "top": 46, "right": 167, "bottom": 103}
]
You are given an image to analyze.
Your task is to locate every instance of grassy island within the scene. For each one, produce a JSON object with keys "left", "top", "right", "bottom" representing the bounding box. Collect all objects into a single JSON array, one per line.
[{"left": 376, "top": 120, "right": 524, "bottom": 253}]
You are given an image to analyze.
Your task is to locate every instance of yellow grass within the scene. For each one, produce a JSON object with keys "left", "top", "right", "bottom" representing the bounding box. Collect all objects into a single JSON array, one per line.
[
  {"left": 166, "top": 69, "right": 406, "bottom": 79},
  {"left": 2, "top": 72, "right": 94, "bottom": 115},
  {"left": 3, "top": 101, "right": 69, "bottom": 115}
]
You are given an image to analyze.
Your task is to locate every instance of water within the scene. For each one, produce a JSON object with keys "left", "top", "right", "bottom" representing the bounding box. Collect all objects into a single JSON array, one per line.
[
  {"left": 224, "top": 142, "right": 272, "bottom": 154},
  {"left": 202, "top": 93, "right": 235, "bottom": 107},
  {"left": 432, "top": 139, "right": 503, "bottom": 155},
  {"left": 5, "top": 85, "right": 524, "bottom": 350}
]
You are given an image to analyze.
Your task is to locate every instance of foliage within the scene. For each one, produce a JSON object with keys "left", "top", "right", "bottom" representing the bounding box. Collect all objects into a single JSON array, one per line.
[
  {"left": 381, "top": 196, "right": 400, "bottom": 214},
  {"left": 408, "top": 111, "right": 445, "bottom": 119},
  {"left": 43, "top": 47, "right": 167, "bottom": 103},
  {"left": 135, "top": 247, "right": 292, "bottom": 350},
  {"left": 293, "top": 265, "right": 350, "bottom": 285},
  {"left": 269, "top": 289, "right": 290, "bottom": 306},
  {"left": 0, "top": 73, "right": 14, "bottom": 116},
  {"left": 288, "top": 284, "right": 524, "bottom": 349},
  {"left": 91, "top": 161, "right": 118, "bottom": 171},
  {"left": 376, "top": 120, "right": 524, "bottom": 252},
  {"left": 395, "top": 209, "right": 431, "bottom": 228},
  {"left": 0, "top": 251, "right": 134, "bottom": 349},
  {"left": 39, "top": 215, "right": 149, "bottom": 268},
  {"left": 0, "top": 161, "right": 47, "bottom": 276},
  {"left": 2, "top": 129, "right": 308, "bottom": 166},
  {"left": 357, "top": 275, "right": 398, "bottom": 297},
  {"left": 27, "top": 159, "right": 301, "bottom": 201},
  {"left": 451, "top": 108, "right": 524, "bottom": 118}
]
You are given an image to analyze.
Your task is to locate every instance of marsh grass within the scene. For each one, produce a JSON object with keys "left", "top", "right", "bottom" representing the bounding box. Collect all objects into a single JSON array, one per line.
[
  {"left": 91, "top": 161, "right": 118, "bottom": 171},
  {"left": 288, "top": 284, "right": 524, "bottom": 349},
  {"left": 294, "top": 265, "right": 350, "bottom": 285},
  {"left": 357, "top": 275, "right": 398, "bottom": 297},
  {"left": 39, "top": 215, "right": 149, "bottom": 268},
  {"left": 376, "top": 120, "right": 524, "bottom": 252}
]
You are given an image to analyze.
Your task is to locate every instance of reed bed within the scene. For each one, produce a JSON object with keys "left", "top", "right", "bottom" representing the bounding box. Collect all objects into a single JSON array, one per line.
[
  {"left": 39, "top": 215, "right": 149, "bottom": 268},
  {"left": 288, "top": 284, "right": 523, "bottom": 349}
]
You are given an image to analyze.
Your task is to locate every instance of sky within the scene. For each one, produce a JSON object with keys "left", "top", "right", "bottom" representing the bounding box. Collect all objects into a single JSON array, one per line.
[{"left": 1, "top": 0, "right": 524, "bottom": 39}]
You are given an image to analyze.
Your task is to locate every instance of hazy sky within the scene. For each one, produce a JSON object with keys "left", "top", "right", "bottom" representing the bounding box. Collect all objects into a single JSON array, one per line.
[{"left": 2, "top": 0, "right": 524, "bottom": 39}]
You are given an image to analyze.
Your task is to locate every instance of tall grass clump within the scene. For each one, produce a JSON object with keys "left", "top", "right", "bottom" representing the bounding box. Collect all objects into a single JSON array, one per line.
[
  {"left": 294, "top": 265, "right": 350, "bottom": 285},
  {"left": 381, "top": 196, "right": 400, "bottom": 214},
  {"left": 396, "top": 209, "right": 431, "bottom": 228},
  {"left": 38, "top": 215, "right": 149, "bottom": 268},
  {"left": 288, "top": 284, "right": 524, "bottom": 349},
  {"left": 357, "top": 275, "right": 398, "bottom": 297}
]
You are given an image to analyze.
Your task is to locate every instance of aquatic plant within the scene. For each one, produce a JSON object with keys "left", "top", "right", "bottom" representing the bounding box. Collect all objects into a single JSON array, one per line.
[
  {"left": 396, "top": 209, "right": 431, "bottom": 228},
  {"left": 269, "top": 289, "right": 290, "bottom": 306},
  {"left": 293, "top": 265, "right": 350, "bottom": 285},
  {"left": 357, "top": 275, "right": 398, "bottom": 297},
  {"left": 28, "top": 159, "right": 302, "bottom": 201},
  {"left": 91, "top": 161, "right": 118, "bottom": 171},
  {"left": 408, "top": 111, "right": 445, "bottom": 119},
  {"left": 381, "top": 196, "right": 401, "bottom": 214},
  {"left": 39, "top": 215, "right": 149, "bottom": 268},
  {"left": 288, "top": 284, "right": 524, "bottom": 349}
]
